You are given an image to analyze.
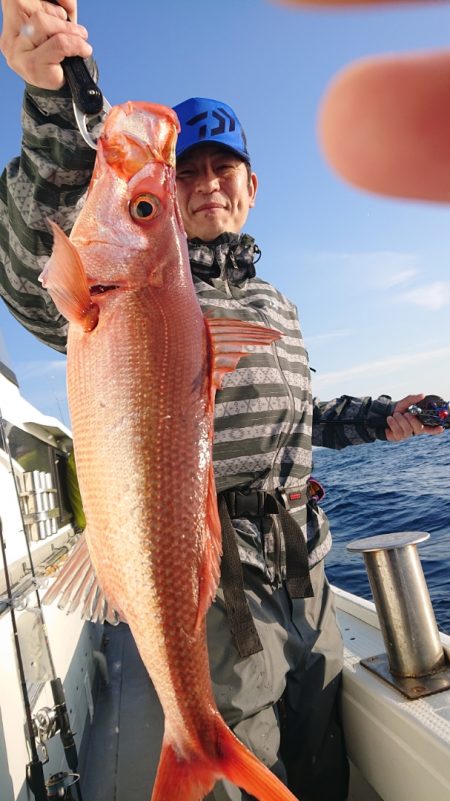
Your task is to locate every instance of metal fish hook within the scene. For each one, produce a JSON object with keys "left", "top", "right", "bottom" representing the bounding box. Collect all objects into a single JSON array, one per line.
[
  {"left": 72, "top": 95, "right": 112, "bottom": 150},
  {"left": 61, "top": 55, "right": 111, "bottom": 149},
  {"left": 48, "top": 0, "right": 111, "bottom": 148}
]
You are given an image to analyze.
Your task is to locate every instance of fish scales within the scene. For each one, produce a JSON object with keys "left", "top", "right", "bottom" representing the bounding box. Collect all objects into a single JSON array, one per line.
[{"left": 41, "top": 101, "right": 299, "bottom": 801}]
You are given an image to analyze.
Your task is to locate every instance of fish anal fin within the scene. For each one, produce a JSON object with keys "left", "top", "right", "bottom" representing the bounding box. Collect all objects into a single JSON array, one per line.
[
  {"left": 40, "top": 221, "right": 99, "bottom": 332},
  {"left": 194, "top": 462, "right": 222, "bottom": 632},
  {"left": 42, "top": 535, "right": 124, "bottom": 625},
  {"left": 205, "top": 317, "right": 282, "bottom": 396}
]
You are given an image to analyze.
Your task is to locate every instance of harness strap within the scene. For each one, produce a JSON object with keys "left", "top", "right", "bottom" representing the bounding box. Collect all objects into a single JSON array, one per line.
[
  {"left": 217, "top": 486, "right": 316, "bottom": 656},
  {"left": 264, "top": 494, "right": 314, "bottom": 600},
  {"left": 218, "top": 494, "right": 263, "bottom": 658}
]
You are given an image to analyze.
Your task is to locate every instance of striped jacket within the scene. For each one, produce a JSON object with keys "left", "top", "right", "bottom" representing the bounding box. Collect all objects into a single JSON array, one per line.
[{"left": 0, "top": 83, "right": 396, "bottom": 580}]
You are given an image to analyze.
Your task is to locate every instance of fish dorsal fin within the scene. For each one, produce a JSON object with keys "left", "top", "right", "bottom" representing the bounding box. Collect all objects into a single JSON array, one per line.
[
  {"left": 40, "top": 221, "right": 99, "bottom": 332},
  {"left": 194, "top": 317, "right": 282, "bottom": 631},
  {"left": 42, "top": 535, "right": 124, "bottom": 625},
  {"left": 205, "top": 317, "right": 282, "bottom": 397}
]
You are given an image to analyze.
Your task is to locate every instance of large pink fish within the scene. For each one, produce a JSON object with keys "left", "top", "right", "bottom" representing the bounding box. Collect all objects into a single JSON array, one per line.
[{"left": 42, "top": 101, "right": 298, "bottom": 801}]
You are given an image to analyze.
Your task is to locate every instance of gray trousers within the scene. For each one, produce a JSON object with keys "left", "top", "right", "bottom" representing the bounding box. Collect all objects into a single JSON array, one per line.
[{"left": 205, "top": 560, "right": 349, "bottom": 801}]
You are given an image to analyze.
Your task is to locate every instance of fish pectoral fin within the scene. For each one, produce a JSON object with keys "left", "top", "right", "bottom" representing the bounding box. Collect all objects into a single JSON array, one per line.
[
  {"left": 40, "top": 221, "right": 99, "bottom": 332},
  {"left": 194, "top": 462, "right": 222, "bottom": 632},
  {"left": 205, "top": 317, "right": 282, "bottom": 394},
  {"left": 42, "top": 534, "right": 124, "bottom": 625},
  {"left": 194, "top": 317, "right": 281, "bottom": 630}
]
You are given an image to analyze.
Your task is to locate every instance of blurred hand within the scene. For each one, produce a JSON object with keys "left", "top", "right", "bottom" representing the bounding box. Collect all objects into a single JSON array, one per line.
[
  {"left": 385, "top": 393, "right": 445, "bottom": 442},
  {"left": 276, "top": 0, "right": 450, "bottom": 202},
  {"left": 0, "top": 0, "right": 91, "bottom": 89}
]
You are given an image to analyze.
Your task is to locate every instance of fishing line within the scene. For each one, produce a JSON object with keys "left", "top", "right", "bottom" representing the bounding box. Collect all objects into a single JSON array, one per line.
[{"left": 0, "top": 409, "right": 84, "bottom": 801}]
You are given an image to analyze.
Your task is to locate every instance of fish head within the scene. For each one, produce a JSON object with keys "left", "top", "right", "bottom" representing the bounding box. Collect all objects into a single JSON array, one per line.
[{"left": 70, "top": 101, "right": 188, "bottom": 291}]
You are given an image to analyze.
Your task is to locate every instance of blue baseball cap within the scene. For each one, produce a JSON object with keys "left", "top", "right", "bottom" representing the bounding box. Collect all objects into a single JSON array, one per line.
[{"left": 172, "top": 97, "right": 251, "bottom": 164}]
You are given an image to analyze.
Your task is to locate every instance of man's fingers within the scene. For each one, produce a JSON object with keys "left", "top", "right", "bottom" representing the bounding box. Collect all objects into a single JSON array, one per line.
[
  {"left": 387, "top": 413, "right": 415, "bottom": 441},
  {"left": 318, "top": 51, "right": 450, "bottom": 202},
  {"left": 21, "top": 33, "right": 91, "bottom": 87},
  {"left": 41, "top": 1, "right": 68, "bottom": 21},
  {"left": 19, "top": 10, "right": 88, "bottom": 50},
  {"left": 41, "top": 1, "right": 76, "bottom": 22}
]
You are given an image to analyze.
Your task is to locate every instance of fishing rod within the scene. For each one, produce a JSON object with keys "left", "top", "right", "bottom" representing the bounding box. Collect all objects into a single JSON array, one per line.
[
  {"left": 0, "top": 515, "right": 48, "bottom": 800},
  {"left": 0, "top": 410, "right": 84, "bottom": 801}
]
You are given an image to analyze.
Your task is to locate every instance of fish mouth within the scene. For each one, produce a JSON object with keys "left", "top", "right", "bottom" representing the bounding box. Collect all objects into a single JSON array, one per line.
[{"left": 89, "top": 283, "right": 123, "bottom": 296}]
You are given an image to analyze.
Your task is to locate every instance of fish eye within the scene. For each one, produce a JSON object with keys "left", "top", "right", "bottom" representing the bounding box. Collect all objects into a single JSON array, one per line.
[{"left": 129, "top": 193, "right": 160, "bottom": 222}]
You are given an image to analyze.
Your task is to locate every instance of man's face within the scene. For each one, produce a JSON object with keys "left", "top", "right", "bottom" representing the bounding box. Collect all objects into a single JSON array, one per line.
[{"left": 175, "top": 144, "right": 258, "bottom": 241}]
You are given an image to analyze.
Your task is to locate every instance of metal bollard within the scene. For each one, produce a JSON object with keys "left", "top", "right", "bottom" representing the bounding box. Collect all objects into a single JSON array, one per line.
[{"left": 347, "top": 531, "right": 450, "bottom": 699}]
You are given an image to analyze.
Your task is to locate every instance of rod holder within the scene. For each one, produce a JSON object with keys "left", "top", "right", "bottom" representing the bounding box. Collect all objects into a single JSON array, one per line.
[{"left": 347, "top": 531, "right": 450, "bottom": 699}]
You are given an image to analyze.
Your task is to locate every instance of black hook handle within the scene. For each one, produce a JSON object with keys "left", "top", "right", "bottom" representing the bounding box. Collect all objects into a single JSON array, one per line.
[
  {"left": 61, "top": 56, "right": 104, "bottom": 115},
  {"left": 47, "top": 0, "right": 104, "bottom": 115}
]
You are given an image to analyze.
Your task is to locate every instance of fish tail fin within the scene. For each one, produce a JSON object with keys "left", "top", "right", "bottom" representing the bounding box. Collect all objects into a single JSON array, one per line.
[
  {"left": 150, "top": 739, "right": 215, "bottom": 801},
  {"left": 152, "top": 723, "right": 298, "bottom": 801},
  {"left": 217, "top": 720, "right": 299, "bottom": 801}
]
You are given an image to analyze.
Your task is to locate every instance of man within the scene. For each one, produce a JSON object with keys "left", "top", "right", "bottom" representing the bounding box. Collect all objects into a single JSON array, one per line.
[{"left": 0, "top": 3, "right": 444, "bottom": 801}]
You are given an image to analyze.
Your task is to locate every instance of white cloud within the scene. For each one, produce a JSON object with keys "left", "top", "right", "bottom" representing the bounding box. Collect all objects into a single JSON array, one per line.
[
  {"left": 301, "top": 249, "right": 421, "bottom": 289},
  {"left": 378, "top": 268, "right": 419, "bottom": 289},
  {"left": 17, "top": 359, "right": 66, "bottom": 380},
  {"left": 396, "top": 282, "right": 450, "bottom": 311},
  {"left": 313, "top": 346, "right": 450, "bottom": 389},
  {"left": 306, "top": 329, "right": 352, "bottom": 344}
]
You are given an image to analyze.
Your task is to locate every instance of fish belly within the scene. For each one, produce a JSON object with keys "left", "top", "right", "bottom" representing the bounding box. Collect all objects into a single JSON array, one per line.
[{"left": 67, "top": 288, "right": 216, "bottom": 738}]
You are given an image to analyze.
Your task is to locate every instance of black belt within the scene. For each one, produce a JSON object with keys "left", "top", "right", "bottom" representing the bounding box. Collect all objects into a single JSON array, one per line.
[
  {"left": 218, "top": 486, "right": 315, "bottom": 659},
  {"left": 222, "top": 483, "right": 318, "bottom": 518}
]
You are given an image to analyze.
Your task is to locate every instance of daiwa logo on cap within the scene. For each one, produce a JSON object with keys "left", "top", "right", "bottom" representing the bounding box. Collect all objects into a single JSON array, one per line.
[
  {"left": 186, "top": 107, "right": 237, "bottom": 139},
  {"left": 173, "top": 97, "right": 251, "bottom": 163}
]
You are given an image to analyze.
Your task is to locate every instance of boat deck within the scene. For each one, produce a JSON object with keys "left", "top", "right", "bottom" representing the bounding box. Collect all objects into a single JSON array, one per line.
[
  {"left": 80, "top": 591, "right": 450, "bottom": 801},
  {"left": 81, "top": 623, "right": 161, "bottom": 801}
]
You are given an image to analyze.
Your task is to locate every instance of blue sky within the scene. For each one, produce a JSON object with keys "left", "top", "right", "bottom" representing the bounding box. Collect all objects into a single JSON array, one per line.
[{"left": 1, "top": 0, "right": 450, "bottom": 427}]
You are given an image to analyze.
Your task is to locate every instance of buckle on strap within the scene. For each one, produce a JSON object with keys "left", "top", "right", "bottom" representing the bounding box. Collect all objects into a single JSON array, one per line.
[
  {"left": 223, "top": 478, "right": 326, "bottom": 519},
  {"left": 222, "top": 489, "right": 267, "bottom": 518}
]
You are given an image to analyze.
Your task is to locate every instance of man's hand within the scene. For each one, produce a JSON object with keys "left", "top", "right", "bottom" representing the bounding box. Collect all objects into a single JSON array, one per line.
[
  {"left": 0, "top": 0, "right": 92, "bottom": 89},
  {"left": 385, "top": 393, "right": 445, "bottom": 442},
  {"left": 276, "top": 0, "right": 450, "bottom": 203}
]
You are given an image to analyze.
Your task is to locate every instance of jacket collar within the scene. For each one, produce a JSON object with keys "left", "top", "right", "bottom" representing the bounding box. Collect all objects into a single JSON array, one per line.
[{"left": 188, "top": 233, "right": 260, "bottom": 284}]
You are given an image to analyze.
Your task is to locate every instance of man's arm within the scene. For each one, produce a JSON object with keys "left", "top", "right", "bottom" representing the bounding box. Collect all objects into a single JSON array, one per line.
[
  {"left": 312, "top": 392, "right": 444, "bottom": 448},
  {"left": 0, "top": 0, "right": 95, "bottom": 350},
  {"left": 312, "top": 394, "right": 396, "bottom": 449},
  {"left": 0, "top": 82, "right": 96, "bottom": 350}
]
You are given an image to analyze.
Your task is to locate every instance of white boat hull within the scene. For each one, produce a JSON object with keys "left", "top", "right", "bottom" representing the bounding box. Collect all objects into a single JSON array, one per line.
[{"left": 334, "top": 586, "right": 450, "bottom": 801}]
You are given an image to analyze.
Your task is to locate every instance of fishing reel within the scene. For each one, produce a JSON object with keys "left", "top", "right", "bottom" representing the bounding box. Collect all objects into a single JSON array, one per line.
[
  {"left": 407, "top": 395, "right": 450, "bottom": 428},
  {"left": 46, "top": 771, "right": 80, "bottom": 799}
]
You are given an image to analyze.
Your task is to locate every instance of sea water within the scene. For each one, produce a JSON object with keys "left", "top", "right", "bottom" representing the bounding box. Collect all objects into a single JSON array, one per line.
[{"left": 314, "top": 432, "right": 450, "bottom": 635}]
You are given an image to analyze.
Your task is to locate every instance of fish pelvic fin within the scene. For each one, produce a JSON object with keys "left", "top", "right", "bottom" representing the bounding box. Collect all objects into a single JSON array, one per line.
[
  {"left": 205, "top": 317, "right": 282, "bottom": 396},
  {"left": 40, "top": 221, "right": 99, "bottom": 332},
  {"left": 152, "top": 721, "right": 299, "bottom": 801},
  {"left": 42, "top": 535, "right": 124, "bottom": 625}
]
